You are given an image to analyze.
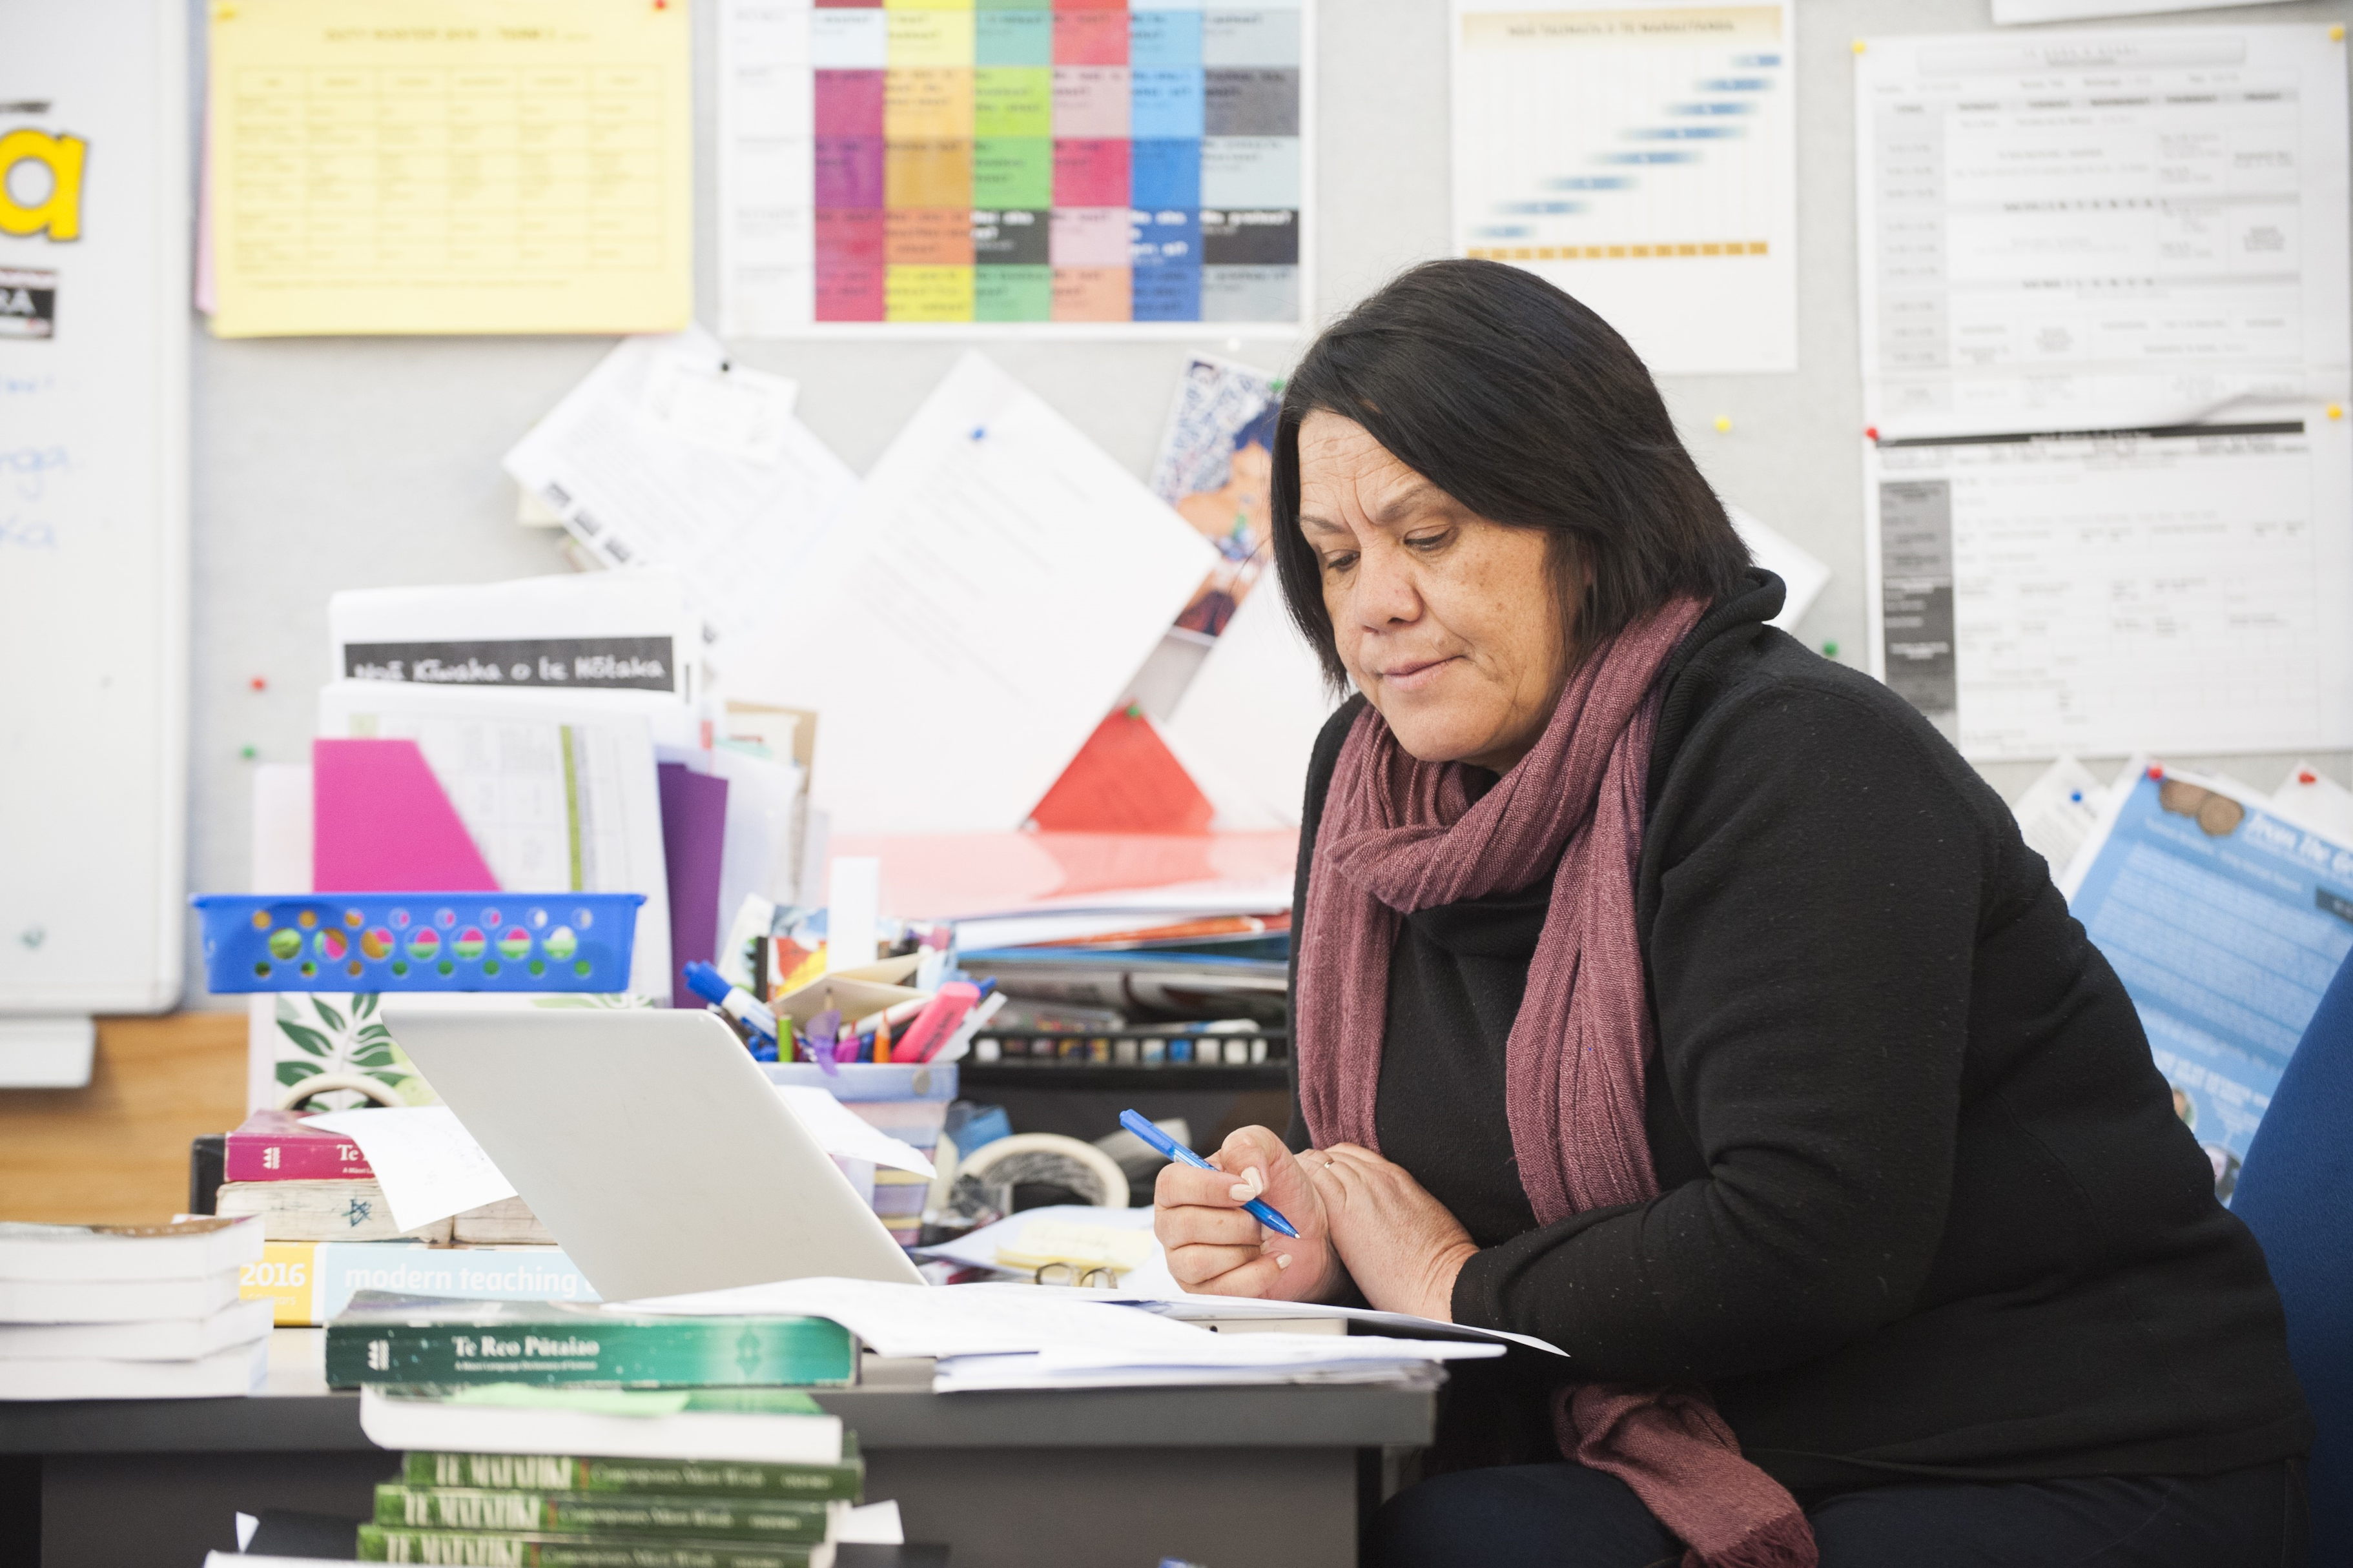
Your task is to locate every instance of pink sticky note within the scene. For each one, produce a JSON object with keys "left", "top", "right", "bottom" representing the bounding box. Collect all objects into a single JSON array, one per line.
[{"left": 313, "top": 738, "right": 499, "bottom": 893}]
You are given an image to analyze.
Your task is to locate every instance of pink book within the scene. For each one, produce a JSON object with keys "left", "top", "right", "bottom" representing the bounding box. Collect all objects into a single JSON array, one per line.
[{"left": 224, "top": 1109, "right": 374, "bottom": 1182}]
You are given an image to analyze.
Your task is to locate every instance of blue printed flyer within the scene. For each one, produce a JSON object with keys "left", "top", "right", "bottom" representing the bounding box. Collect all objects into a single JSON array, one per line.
[{"left": 2064, "top": 761, "right": 2353, "bottom": 1200}]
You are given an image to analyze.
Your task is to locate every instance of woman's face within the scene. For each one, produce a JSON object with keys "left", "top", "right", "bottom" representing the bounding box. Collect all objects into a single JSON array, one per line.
[{"left": 1297, "top": 410, "right": 1571, "bottom": 772}]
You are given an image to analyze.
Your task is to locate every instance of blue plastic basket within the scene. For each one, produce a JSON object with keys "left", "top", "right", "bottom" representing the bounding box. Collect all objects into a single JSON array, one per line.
[{"left": 193, "top": 893, "right": 644, "bottom": 992}]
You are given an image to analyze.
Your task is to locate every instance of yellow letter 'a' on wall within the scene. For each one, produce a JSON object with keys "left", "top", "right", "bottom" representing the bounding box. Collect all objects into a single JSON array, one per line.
[{"left": 0, "top": 130, "right": 89, "bottom": 242}]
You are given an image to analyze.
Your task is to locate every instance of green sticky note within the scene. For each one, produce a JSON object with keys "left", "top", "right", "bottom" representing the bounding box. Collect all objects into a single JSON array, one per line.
[
  {"left": 975, "top": 265, "right": 1053, "bottom": 321},
  {"left": 974, "top": 68, "right": 1052, "bottom": 138},
  {"left": 972, "top": 137, "right": 1052, "bottom": 210},
  {"left": 976, "top": 9, "right": 1051, "bottom": 65}
]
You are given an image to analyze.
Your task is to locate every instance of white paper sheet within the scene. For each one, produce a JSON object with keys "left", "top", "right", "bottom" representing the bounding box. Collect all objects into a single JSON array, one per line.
[
  {"left": 307, "top": 1106, "right": 519, "bottom": 1233},
  {"left": 2010, "top": 756, "right": 2112, "bottom": 882},
  {"left": 2272, "top": 760, "right": 2353, "bottom": 842},
  {"left": 732, "top": 353, "right": 1219, "bottom": 834},
  {"left": 773, "top": 1086, "right": 936, "bottom": 1179},
  {"left": 329, "top": 571, "right": 704, "bottom": 708},
  {"left": 316, "top": 682, "right": 673, "bottom": 997},
  {"left": 502, "top": 327, "right": 858, "bottom": 672},
  {"left": 1993, "top": 0, "right": 2281, "bottom": 25},
  {"left": 825, "top": 858, "right": 881, "bottom": 973},
  {"left": 916, "top": 1207, "right": 1569, "bottom": 1356},
  {"left": 1862, "top": 422, "right": 2353, "bottom": 758},
  {"left": 626, "top": 1274, "right": 1509, "bottom": 1388},
  {"left": 625, "top": 1275, "right": 1231, "bottom": 1359},
  {"left": 1451, "top": 0, "right": 1798, "bottom": 374},
  {"left": 1856, "top": 26, "right": 2351, "bottom": 441},
  {"left": 836, "top": 1501, "right": 903, "bottom": 1547},
  {"left": 1726, "top": 505, "right": 1828, "bottom": 633},
  {"left": 710, "top": 749, "right": 805, "bottom": 942},
  {"left": 931, "top": 1332, "right": 1505, "bottom": 1392},
  {"left": 1856, "top": 25, "right": 2353, "bottom": 759},
  {"left": 1161, "top": 586, "right": 1342, "bottom": 831}
]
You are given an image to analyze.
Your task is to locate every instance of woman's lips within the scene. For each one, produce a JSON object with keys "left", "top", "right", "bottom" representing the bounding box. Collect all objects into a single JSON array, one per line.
[{"left": 1378, "top": 656, "right": 1459, "bottom": 692}]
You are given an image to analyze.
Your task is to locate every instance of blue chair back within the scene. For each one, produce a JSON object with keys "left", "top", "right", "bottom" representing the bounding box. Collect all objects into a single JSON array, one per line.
[{"left": 2232, "top": 950, "right": 2353, "bottom": 1559}]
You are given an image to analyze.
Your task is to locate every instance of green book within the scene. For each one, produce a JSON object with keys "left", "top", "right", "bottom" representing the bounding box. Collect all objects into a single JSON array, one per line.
[
  {"left": 375, "top": 1484, "right": 834, "bottom": 1542},
  {"left": 327, "top": 1294, "right": 857, "bottom": 1390},
  {"left": 400, "top": 1440, "right": 863, "bottom": 1501},
  {"left": 356, "top": 1523, "right": 834, "bottom": 1567}
]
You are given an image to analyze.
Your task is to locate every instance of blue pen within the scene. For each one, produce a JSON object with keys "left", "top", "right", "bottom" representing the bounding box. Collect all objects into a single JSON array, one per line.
[
  {"left": 681, "top": 961, "right": 778, "bottom": 1053},
  {"left": 1119, "top": 1108, "right": 1300, "bottom": 1239}
]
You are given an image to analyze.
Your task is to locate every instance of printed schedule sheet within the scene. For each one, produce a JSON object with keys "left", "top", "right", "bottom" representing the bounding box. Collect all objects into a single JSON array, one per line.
[
  {"left": 206, "top": 0, "right": 693, "bottom": 336},
  {"left": 1856, "top": 25, "right": 2353, "bottom": 760}
]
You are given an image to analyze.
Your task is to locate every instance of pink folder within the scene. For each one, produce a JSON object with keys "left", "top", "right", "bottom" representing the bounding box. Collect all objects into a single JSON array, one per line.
[{"left": 312, "top": 738, "right": 498, "bottom": 892}]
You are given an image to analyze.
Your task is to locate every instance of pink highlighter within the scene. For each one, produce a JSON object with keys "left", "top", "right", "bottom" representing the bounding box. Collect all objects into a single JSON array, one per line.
[{"left": 892, "top": 981, "right": 981, "bottom": 1064}]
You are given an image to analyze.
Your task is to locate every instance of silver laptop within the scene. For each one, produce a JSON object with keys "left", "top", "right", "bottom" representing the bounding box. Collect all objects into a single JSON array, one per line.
[{"left": 383, "top": 1007, "right": 925, "bottom": 1300}]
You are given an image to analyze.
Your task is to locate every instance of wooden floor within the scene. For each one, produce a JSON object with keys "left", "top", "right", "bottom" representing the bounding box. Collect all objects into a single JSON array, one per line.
[{"left": 0, "top": 1013, "right": 247, "bottom": 1224}]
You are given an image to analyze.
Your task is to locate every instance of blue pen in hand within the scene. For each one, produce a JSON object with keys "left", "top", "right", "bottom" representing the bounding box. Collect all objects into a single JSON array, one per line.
[{"left": 1120, "top": 1108, "right": 1301, "bottom": 1239}]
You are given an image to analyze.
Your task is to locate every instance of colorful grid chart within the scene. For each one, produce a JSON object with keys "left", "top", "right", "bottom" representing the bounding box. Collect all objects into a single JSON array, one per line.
[{"left": 720, "top": 0, "right": 1308, "bottom": 333}]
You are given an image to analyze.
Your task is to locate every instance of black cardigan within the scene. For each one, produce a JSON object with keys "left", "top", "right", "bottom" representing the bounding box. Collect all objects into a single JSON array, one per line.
[{"left": 1286, "top": 571, "right": 2310, "bottom": 1489}]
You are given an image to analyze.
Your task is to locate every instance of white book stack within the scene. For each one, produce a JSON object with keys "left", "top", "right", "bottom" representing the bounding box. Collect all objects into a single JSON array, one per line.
[{"left": 0, "top": 1216, "right": 274, "bottom": 1400}]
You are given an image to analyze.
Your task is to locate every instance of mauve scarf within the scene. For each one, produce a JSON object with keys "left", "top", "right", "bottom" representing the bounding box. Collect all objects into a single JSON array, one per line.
[{"left": 1295, "top": 596, "right": 1818, "bottom": 1568}]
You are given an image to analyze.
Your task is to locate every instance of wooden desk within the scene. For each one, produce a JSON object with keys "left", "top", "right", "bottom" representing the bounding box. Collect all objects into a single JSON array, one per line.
[{"left": 0, "top": 1330, "right": 1434, "bottom": 1568}]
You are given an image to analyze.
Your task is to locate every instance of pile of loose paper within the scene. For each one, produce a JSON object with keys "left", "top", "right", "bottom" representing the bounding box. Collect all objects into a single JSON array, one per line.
[{"left": 628, "top": 1276, "right": 1521, "bottom": 1394}]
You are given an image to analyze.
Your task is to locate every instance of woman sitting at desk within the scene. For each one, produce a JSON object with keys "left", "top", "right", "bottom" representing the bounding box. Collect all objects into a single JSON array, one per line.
[{"left": 1152, "top": 260, "right": 2310, "bottom": 1568}]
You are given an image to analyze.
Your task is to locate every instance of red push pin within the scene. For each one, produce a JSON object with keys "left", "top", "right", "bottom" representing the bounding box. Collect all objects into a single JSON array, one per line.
[
  {"left": 1865, "top": 425, "right": 1880, "bottom": 443},
  {"left": 2146, "top": 764, "right": 2164, "bottom": 780},
  {"left": 249, "top": 676, "right": 267, "bottom": 692},
  {"left": 2299, "top": 769, "right": 2318, "bottom": 786}
]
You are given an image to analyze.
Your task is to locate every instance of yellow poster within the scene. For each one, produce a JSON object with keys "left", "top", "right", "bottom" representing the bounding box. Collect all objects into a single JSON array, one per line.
[{"left": 207, "top": 0, "right": 692, "bottom": 337}]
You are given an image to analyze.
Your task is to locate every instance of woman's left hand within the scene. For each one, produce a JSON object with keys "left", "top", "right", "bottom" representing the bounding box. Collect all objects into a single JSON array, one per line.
[{"left": 1304, "top": 1144, "right": 1479, "bottom": 1321}]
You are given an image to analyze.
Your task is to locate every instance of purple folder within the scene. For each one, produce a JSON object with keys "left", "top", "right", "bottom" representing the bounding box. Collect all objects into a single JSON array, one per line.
[{"left": 657, "top": 762, "right": 730, "bottom": 1009}]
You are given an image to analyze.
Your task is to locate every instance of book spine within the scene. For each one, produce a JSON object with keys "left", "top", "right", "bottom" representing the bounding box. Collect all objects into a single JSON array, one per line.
[
  {"left": 358, "top": 1525, "right": 823, "bottom": 1568},
  {"left": 225, "top": 1133, "right": 374, "bottom": 1181},
  {"left": 328, "top": 1316, "right": 857, "bottom": 1389},
  {"left": 376, "top": 1486, "right": 832, "bottom": 1542},
  {"left": 402, "top": 1452, "right": 863, "bottom": 1501}
]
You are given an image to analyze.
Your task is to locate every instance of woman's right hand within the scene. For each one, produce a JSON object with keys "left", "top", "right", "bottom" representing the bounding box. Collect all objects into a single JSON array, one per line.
[{"left": 1151, "top": 1125, "right": 1344, "bottom": 1301}]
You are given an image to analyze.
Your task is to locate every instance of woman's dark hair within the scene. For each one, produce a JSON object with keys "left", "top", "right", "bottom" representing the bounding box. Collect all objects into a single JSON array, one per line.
[{"left": 1269, "top": 258, "right": 1751, "bottom": 687}]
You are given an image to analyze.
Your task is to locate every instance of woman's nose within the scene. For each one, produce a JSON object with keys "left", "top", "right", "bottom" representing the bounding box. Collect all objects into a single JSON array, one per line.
[{"left": 1352, "top": 539, "right": 1422, "bottom": 626}]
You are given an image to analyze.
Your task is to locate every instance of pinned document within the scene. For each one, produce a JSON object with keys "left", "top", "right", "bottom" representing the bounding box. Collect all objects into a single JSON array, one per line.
[
  {"left": 2062, "top": 761, "right": 2353, "bottom": 1199},
  {"left": 331, "top": 572, "right": 703, "bottom": 706},
  {"left": 503, "top": 329, "right": 859, "bottom": 670},
  {"left": 733, "top": 353, "right": 1219, "bottom": 835},
  {"left": 1727, "top": 506, "right": 1827, "bottom": 633},
  {"left": 1151, "top": 354, "right": 1284, "bottom": 640},
  {"left": 204, "top": 0, "right": 693, "bottom": 337},
  {"left": 1451, "top": 0, "right": 1800, "bottom": 374},
  {"left": 1856, "top": 26, "right": 2353, "bottom": 759},
  {"left": 1162, "top": 584, "right": 1342, "bottom": 831}
]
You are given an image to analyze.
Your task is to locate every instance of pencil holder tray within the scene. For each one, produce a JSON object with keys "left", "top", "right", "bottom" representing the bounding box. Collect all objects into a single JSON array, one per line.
[{"left": 194, "top": 893, "right": 644, "bottom": 992}]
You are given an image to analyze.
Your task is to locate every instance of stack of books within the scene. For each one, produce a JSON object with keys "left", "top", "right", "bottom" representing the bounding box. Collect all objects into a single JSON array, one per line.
[
  {"left": 358, "top": 1383, "right": 862, "bottom": 1567},
  {"left": 216, "top": 1109, "right": 453, "bottom": 1243},
  {"left": 215, "top": 1110, "right": 596, "bottom": 1327},
  {"left": 0, "top": 1216, "right": 274, "bottom": 1400}
]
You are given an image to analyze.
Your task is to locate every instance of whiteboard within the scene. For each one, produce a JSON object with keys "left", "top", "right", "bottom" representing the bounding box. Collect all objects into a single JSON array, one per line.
[{"left": 0, "top": 0, "right": 190, "bottom": 1016}]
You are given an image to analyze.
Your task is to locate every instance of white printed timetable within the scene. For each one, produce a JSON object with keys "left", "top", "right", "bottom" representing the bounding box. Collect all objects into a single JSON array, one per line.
[
  {"left": 1451, "top": 1, "right": 1797, "bottom": 374},
  {"left": 1856, "top": 26, "right": 2353, "bottom": 760}
]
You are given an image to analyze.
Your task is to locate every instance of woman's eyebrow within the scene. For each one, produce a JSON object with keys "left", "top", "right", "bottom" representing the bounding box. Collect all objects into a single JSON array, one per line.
[
  {"left": 1299, "top": 512, "right": 1349, "bottom": 536},
  {"left": 1369, "top": 481, "right": 1446, "bottom": 525}
]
